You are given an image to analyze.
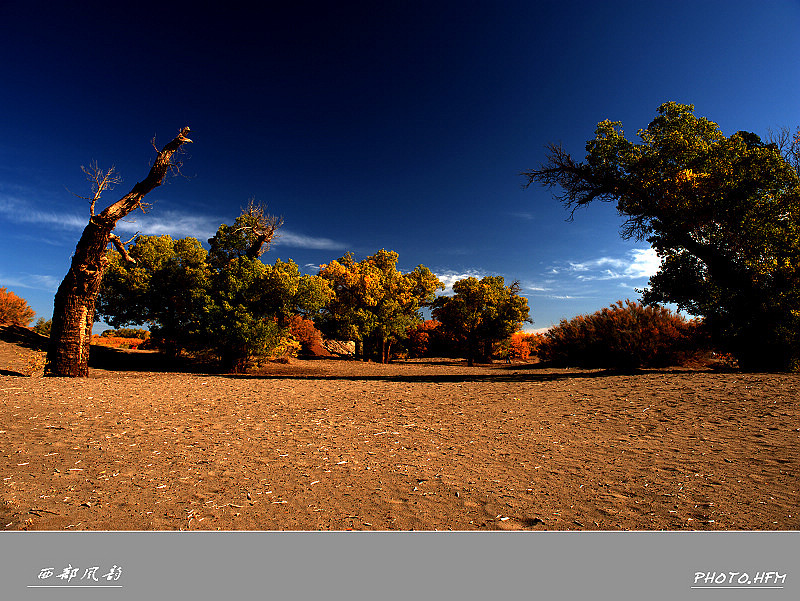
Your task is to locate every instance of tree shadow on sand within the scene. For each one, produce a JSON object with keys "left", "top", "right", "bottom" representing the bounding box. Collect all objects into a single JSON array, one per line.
[
  {"left": 219, "top": 360, "right": 714, "bottom": 384},
  {"left": 88, "top": 346, "right": 211, "bottom": 373},
  {"left": 0, "top": 324, "right": 48, "bottom": 351}
]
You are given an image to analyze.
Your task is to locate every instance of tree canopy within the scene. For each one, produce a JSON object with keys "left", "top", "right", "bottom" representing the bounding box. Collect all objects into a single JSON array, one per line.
[
  {"left": 316, "top": 250, "right": 443, "bottom": 362},
  {"left": 0, "top": 287, "right": 36, "bottom": 326},
  {"left": 97, "top": 234, "right": 209, "bottom": 356},
  {"left": 432, "top": 276, "right": 531, "bottom": 366},
  {"left": 522, "top": 102, "right": 800, "bottom": 370},
  {"left": 98, "top": 206, "right": 331, "bottom": 371}
]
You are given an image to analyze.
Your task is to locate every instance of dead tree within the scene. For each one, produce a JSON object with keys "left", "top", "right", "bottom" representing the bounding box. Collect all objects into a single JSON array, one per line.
[{"left": 46, "top": 127, "right": 192, "bottom": 377}]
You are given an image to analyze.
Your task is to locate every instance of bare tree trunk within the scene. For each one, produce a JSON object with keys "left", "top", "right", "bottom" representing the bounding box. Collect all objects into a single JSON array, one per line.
[{"left": 46, "top": 128, "right": 192, "bottom": 377}]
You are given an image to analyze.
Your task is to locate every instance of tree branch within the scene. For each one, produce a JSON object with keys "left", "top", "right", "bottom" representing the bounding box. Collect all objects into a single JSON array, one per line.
[
  {"left": 109, "top": 234, "right": 137, "bottom": 264},
  {"left": 98, "top": 127, "right": 192, "bottom": 224},
  {"left": 241, "top": 200, "right": 283, "bottom": 259},
  {"left": 520, "top": 142, "right": 620, "bottom": 220}
]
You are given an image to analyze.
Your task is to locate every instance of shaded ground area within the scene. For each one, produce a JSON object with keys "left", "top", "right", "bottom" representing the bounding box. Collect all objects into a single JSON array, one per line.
[{"left": 1, "top": 329, "right": 798, "bottom": 530}]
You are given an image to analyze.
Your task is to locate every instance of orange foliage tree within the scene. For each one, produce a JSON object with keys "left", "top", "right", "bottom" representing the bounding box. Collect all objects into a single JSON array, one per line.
[
  {"left": 507, "top": 331, "right": 547, "bottom": 361},
  {"left": 0, "top": 287, "right": 36, "bottom": 326},
  {"left": 317, "top": 250, "right": 443, "bottom": 363},
  {"left": 288, "top": 315, "right": 328, "bottom": 356},
  {"left": 406, "top": 320, "right": 445, "bottom": 358}
]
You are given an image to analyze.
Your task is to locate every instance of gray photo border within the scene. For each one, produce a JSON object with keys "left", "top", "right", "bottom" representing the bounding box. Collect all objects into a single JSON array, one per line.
[{"left": 2, "top": 531, "right": 797, "bottom": 601}]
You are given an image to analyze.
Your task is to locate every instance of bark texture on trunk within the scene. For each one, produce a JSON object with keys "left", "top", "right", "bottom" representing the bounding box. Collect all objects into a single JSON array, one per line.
[{"left": 46, "top": 127, "right": 192, "bottom": 377}]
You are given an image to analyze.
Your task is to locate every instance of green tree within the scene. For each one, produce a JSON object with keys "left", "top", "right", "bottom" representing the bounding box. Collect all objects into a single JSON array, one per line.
[
  {"left": 317, "top": 250, "right": 443, "bottom": 362},
  {"left": 259, "top": 259, "right": 333, "bottom": 327},
  {"left": 33, "top": 318, "right": 52, "bottom": 336},
  {"left": 203, "top": 204, "right": 331, "bottom": 371},
  {"left": 203, "top": 253, "right": 280, "bottom": 371},
  {"left": 522, "top": 102, "right": 800, "bottom": 370},
  {"left": 97, "top": 235, "right": 210, "bottom": 357},
  {"left": 432, "top": 276, "right": 531, "bottom": 366}
]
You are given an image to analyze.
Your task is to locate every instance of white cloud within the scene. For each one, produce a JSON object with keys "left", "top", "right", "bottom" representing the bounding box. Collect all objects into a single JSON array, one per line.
[
  {"left": 564, "top": 248, "right": 660, "bottom": 281},
  {"left": 433, "top": 269, "right": 489, "bottom": 294},
  {"left": 624, "top": 247, "right": 661, "bottom": 278}
]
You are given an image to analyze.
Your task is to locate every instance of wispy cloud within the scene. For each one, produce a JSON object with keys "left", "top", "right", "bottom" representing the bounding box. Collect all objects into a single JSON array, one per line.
[
  {"left": 114, "top": 210, "right": 222, "bottom": 240},
  {"left": 521, "top": 280, "right": 551, "bottom": 293},
  {"left": 508, "top": 211, "right": 535, "bottom": 221},
  {"left": 546, "top": 294, "right": 591, "bottom": 300},
  {"left": 0, "top": 192, "right": 88, "bottom": 230},
  {"left": 0, "top": 273, "right": 60, "bottom": 292},
  {"left": 274, "top": 231, "right": 348, "bottom": 250},
  {"left": 1, "top": 193, "right": 348, "bottom": 251}
]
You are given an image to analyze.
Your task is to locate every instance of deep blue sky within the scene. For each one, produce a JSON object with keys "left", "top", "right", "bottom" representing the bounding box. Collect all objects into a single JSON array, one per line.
[{"left": 2, "top": 0, "right": 799, "bottom": 332}]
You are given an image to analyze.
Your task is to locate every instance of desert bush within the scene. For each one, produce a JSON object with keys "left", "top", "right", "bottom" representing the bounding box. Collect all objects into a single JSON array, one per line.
[
  {"left": 538, "top": 300, "right": 704, "bottom": 369},
  {"left": 91, "top": 334, "right": 147, "bottom": 349},
  {"left": 0, "top": 287, "right": 35, "bottom": 326},
  {"left": 100, "top": 328, "right": 150, "bottom": 340},
  {"left": 268, "top": 333, "right": 301, "bottom": 359},
  {"left": 25, "top": 351, "right": 47, "bottom": 376},
  {"left": 101, "top": 328, "right": 150, "bottom": 340}
]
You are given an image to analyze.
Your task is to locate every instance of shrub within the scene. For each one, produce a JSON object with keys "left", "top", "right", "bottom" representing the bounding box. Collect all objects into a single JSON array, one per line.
[
  {"left": 407, "top": 320, "right": 439, "bottom": 358},
  {"left": 101, "top": 328, "right": 150, "bottom": 339},
  {"left": 0, "top": 287, "right": 35, "bottom": 326},
  {"left": 91, "top": 334, "right": 147, "bottom": 349},
  {"left": 288, "top": 315, "right": 327, "bottom": 355},
  {"left": 538, "top": 300, "right": 705, "bottom": 369},
  {"left": 268, "top": 333, "right": 301, "bottom": 360}
]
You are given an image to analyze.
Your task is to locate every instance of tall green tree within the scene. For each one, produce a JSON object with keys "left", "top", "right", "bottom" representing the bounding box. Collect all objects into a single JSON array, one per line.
[
  {"left": 97, "top": 235, "right": 210, "bottom": 357},
  {"left": 316, "top": 250, "right": 443, "bottom": 362},
  {"left": 432, "top": 276, "right": 531, "bottom": 366},
  {"left": 522, "top": 102, "right": 800, "bottom": 370},
  {"left": 204, "top": 203, "right": 289, "bottom": 372}
]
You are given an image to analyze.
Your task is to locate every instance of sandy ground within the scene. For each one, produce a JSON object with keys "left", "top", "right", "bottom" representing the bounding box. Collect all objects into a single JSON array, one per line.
[{"left": 1, "top": 328, "right": 798, "bottom": 531}]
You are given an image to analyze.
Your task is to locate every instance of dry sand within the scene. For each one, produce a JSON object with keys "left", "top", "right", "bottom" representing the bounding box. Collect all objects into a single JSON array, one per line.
[{"left": 1, "top": 328, "right": 797, "bottom": 531}]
